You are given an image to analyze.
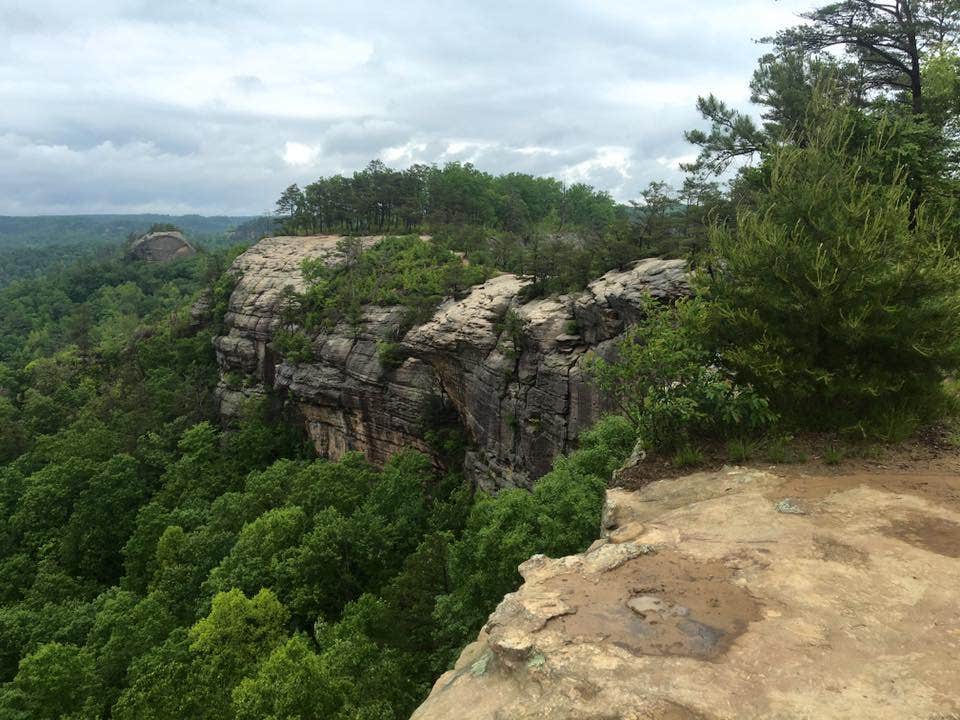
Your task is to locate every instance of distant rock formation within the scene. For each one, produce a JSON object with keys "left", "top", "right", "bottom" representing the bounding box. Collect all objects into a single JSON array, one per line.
[
  {"left": 128, "top": 230, "right": 196, "bottom": 262},
  {"left": 213, "top": 235, "right": 688, "bottom": 489},
  {"left": 412, "top": 466, "right": 960, "bottom": 719}
]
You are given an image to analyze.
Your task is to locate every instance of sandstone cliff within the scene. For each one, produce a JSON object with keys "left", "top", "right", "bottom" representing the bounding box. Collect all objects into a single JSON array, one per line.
[
  {"left": 212, "top": 235, "right": 687, "bottom": 489},
  {"left": 128, "top": 230, "right": 196, "bottom": 262},
  {"left": 412, "top": 467, "right": 960, "bottom": 719}
]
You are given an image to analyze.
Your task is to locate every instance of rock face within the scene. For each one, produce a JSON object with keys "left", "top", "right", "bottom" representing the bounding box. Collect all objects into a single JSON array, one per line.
[
  {"left": 128, "top": 230, "right": 196, "bottom": 262},
  {"left": 213, "top": 234, "right": 688, "bottom": 488},
  {"left": 412, "top": 467, "right": 960, "bottom": 720}
]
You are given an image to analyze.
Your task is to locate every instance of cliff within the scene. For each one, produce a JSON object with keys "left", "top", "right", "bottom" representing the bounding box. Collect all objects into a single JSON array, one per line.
[
  {"left": 412, "top": 466, "right": 960, "bottom": 719},
  {"left": 212, "top": 235, "right": 687, "bottom": 489},
  {"left": 128, "top": 230, "right": 196, "bottom": 262}
]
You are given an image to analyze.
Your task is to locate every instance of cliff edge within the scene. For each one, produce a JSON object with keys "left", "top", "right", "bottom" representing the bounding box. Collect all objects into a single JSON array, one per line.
[
  {"left": 213, "top": 234, "right": 687, "bottom": 488},
  {"left": 412, "top": 466, "right": 960, "bottom": 719}
]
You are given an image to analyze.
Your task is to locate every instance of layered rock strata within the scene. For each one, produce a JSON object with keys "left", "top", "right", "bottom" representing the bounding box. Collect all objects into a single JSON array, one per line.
[{"left": 213, "top": 235, "right": 687, "bottom": 488}]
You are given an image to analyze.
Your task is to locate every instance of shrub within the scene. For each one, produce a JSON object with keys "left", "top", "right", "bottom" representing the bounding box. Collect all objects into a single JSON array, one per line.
[
  {"left": 703, "top": 101, "right": 960, "bottom": 432},
  {"left": 725, "top": 437, "right": 759, "bottom": 463},
  {"left": 376, "top": 341, "right": 407, "bottom": 370},
  {"left": 822, "top": 445, "right": 844, "bottom": 465},
  {"left": 273, "top": 328, "right": 313, "bottom": 363},
  {"left": 298, "top": 236, "right": 493, "bottom": 333},
  {"left": 761, "top": 435, "right": 805, "bottom": 464},
  {"left": 671, "top": 445, "right": 704, "bottom": 468},
  {"left": 587, "top": 295, "right": 776, "bottom": 451}
]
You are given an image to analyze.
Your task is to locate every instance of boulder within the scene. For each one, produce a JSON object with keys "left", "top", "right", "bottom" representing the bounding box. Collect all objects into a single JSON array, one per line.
[{"left": 128, "top": 230, "right": 196, "bottom": 262}]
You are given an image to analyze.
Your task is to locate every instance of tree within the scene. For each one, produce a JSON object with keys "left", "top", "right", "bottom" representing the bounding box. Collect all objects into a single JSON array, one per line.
[
  {"left": 685, "top": 52, "right": 865, "bottom": 175},
  {"left": 770, "top": 0, "right": 960, "bottom": 116},
  {"left": 631, "top": 181, "right": 680, "bottom": 253},
  {"left": 586, "top": 296, "right": 774, "bottom": 450},
  {"left": 704, "top": 99, "right": 960, "bottom": 429},
  {"left": 231, "top": 635, "right": 339, "bottom": 719},
  {"left": 5, "top": 642, "right": 99, "bottom": 719},
  {"left": 275, "top": 184, "right": 306, "bottom": 234}
]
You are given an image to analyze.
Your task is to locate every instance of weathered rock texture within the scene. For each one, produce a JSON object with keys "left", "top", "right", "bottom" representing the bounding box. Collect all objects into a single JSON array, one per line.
[
  {"left": 128, "top": 230, "right": 197, "bottom": 262},
  {"left": 412, "top": 467, "right": 960, "bottom": 719},
  {"left": 213, "top": 235, "right": 687, "bottom": 488}
]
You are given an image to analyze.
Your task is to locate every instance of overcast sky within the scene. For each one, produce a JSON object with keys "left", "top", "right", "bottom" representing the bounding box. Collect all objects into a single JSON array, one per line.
[{"left": 0, "top": 0, "right": 811, "bottom": 216}]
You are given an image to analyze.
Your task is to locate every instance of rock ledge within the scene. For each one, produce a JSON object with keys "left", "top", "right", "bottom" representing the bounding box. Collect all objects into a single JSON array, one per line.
[{"left": 412, "top": 467, "right": 960, "bottom": 719}]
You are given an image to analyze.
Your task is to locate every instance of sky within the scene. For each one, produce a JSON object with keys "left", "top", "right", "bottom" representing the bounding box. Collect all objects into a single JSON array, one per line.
[{"left": 0, "top": 0, "right": 811, "bottom": 216}]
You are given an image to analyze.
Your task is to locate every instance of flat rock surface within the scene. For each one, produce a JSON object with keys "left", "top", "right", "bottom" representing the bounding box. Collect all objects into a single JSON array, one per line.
[{"left": 412, "top": 466, "right": 960, "bottom": 719}]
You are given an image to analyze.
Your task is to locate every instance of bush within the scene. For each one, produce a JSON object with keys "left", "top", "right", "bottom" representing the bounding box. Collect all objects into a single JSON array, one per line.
[
  {"left": 273, "top": 328, "right": 314, "bottom": 363},
  {"left": 376, "top": 341, "right": 407, "bottom": 370},
  {"left": 703, "top": 102, "right": 960, "bottom": 432},
  {"left": 298, "top": 236, "right": 493, "bottom": 333},
  {"left": 587, "top": 295, "right": 775, "bottom": 451}
]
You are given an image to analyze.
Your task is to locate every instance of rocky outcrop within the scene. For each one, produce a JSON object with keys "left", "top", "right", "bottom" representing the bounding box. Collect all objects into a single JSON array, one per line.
[
  {"left": 213, "top": 235, "right": 687, "bottom": 488},
  {"left": 412, "top": 467, "right": 960, "bottom": 719},
  {"left": 128, "top": 230, "right": 196, "bottom": 262}
]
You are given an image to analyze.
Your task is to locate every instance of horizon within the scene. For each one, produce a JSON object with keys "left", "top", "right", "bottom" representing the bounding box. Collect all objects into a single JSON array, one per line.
[{"left": 1, "top": 0, "right": 809, "bottom": 216}]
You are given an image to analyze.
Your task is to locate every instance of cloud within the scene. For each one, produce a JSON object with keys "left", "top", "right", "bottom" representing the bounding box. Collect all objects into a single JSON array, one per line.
[
  {"left": 283, "top": 142, "right": 322, "bottom": 167},
  {"left": 0, "top": 0, "right": 812, "bottom": 214}
]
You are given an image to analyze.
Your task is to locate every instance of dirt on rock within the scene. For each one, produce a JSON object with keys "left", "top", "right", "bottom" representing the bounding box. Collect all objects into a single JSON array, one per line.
[
  {"left": 541, "top": 550, "right": 760, "bottom": 660},
  {"left": 413, "top": 461, "right": 960, "bottom": 720}
]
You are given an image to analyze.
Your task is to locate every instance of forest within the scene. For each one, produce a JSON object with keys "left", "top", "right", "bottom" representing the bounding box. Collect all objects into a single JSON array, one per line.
[
  {"left": 2, "top": 1, "right": 960, "bottom": 718},
  {"left": 0, "top": 216, "right": 264, "bottom": 289}
]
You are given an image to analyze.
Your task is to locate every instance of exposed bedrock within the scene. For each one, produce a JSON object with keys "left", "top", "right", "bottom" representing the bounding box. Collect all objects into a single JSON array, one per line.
[
  {"left": 213, "top": 235, "right": 688, "bottom": 489},
  {"left": 412, "top": 467, "right": 960, "bottom": 719}
]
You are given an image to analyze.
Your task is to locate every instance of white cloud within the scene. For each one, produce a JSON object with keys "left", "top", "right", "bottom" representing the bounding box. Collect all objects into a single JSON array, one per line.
[
  {"left": 562, "top": 146, "right": 633, "bottom": 182},
  {"left": 283, "top": 142, "right": 322, "bottom": 167},
  {"left": 0, "top": 0, "right": 814, "bottom": 213}
]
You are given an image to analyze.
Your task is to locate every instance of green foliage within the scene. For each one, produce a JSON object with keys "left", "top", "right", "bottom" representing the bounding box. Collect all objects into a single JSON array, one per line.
[
  {"left": 231, "top": 635, "right": 339, "bottom": 719},
  {"left": 296, "top": 235, "right": 492, "bottom": 334},
  {"left": 703, "top": 101, "right": 960, "bottom": 432},
  {"left": 275, "top": 161, "right": 615, "bottom": 238},
  {"left": 671, "top": 445, "right": 704, "bottom": 468},
  {"left": 276, "top": 161, "right": 721, "bottom": 298},
  {"left": 2, "top": 642, "right": 99, "bottom": 719},
  {"left": 377, "top": 341, "right": 407, "bottom": 370},
  {"left": 823, "top": 445, "right": 845, "bottom": 466},
  {"left": 273, "top": 328, "right": 314, "bottom": 363},
  {"left": 587, "top": 295, "right": 776, "bottom": 451},
  {"left": 761, "top": 435, "right": 805, "bottom": 464},
  {"left": 433, "top": 422, "right": 621, "bottom": 651},
  {"left": 725, "top": 437, "right": 760, "bottom": 464}
]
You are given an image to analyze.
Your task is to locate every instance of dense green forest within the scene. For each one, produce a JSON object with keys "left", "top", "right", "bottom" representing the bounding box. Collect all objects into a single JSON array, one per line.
[
  {"left": 0, "top": 241, "right": 620, "bottom": 718},
  {"left": 275, "top": 162, "right": 724, "bottom": 296},
  {"left": 0, "top": 216, "right": 271, "bottom": 289},
  {"left": 0, "top": 215, "right": 256, "bottom": 249},
  {"left": 2, "top": 1, "right": 960, "bottom": 718}
]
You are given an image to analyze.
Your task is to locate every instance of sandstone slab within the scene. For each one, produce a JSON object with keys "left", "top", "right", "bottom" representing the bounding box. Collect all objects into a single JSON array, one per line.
[{"left": 412, "top": 467, "right": 960, "bottom": 719}]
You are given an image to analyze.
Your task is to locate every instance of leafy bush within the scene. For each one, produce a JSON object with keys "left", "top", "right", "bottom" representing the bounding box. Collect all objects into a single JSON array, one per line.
[
  {"left": 298, "top": 235, "right": 493, "bottom": 333},
  {"left": 273, "top": 328, "right": 314, "bottom": 363},
  {"left": 587, "top": 295, "right": 776, "bottom": 451},
  {"left": 703, "top": 101, "right": 960, "bottom": 432},
  {"left": 376, "top": 341, "right": 407, "bottom": 370}
]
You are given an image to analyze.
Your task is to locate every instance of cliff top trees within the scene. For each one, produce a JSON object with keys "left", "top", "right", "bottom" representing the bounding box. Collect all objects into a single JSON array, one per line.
[
  {"left": 770, "top": 0, "right": 960, "bottom": 115},
  {"left": 703, "top": 99, "right": 960, "bottom": 430}
]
